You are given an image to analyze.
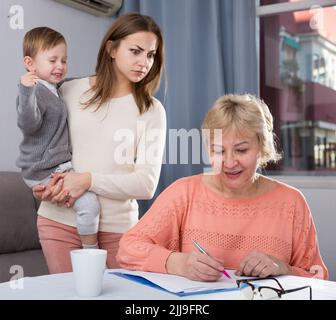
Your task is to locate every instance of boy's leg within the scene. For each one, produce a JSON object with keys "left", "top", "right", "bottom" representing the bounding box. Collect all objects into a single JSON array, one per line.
[
  {"left": 72, "top": 191, "right": 100, "bottom": 248},
  {"left": 55, "top": 163, "right": 100, "bottom": 248},
  {"left": 37, "top": 216, "right": 82, "bottom": 274}
]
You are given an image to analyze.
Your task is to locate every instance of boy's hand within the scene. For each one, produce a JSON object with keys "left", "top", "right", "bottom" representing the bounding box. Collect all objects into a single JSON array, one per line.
[{"left": 20, "top": 71, "right": 40, "bottom": 87}]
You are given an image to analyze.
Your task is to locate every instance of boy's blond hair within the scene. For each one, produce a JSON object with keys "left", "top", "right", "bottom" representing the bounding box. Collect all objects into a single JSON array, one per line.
[{"left": 23, "top": 27, "right": 66, "bottom": 58}]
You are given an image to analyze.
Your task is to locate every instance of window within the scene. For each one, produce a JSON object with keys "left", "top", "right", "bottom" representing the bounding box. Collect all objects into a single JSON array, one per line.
[{"left": 259, "top": 0, "right": 336, "bottom": 175}]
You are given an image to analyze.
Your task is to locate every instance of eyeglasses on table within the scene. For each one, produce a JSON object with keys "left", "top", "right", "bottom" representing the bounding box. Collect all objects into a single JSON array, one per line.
[{"left": 236, "top": 277, "right": 312, "bottom": 300}]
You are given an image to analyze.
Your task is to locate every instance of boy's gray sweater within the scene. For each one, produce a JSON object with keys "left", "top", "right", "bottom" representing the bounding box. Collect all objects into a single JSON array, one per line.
[{"left": 16, "top": 82, "right": 72, "bottom": 181}]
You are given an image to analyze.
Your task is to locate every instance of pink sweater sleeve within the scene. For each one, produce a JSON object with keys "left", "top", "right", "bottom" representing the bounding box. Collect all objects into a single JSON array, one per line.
[
  {"left": 116, "top": 180, "right": 187, "bottom": 273},
  {"left": 289, "top": 194, "right": 329, "bottom": 280}
]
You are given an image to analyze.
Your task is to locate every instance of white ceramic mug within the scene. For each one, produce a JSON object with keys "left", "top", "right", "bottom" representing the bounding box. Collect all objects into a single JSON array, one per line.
[{"left": 70, "top": 249, "right": 107, "bottom": 298}]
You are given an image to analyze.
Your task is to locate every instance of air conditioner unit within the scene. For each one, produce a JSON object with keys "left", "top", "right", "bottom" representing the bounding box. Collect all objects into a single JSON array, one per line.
[{"left": 54, "top": 0, "right": 123, "bottom": 16}]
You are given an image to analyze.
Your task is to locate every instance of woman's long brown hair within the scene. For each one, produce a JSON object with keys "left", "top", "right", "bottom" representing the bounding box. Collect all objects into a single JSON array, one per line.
[{"left": 84, "top": 12, "right": 165, "bottom": 114}]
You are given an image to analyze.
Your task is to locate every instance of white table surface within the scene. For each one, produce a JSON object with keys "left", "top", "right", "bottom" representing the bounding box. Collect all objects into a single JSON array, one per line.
[{"left": 0, "top": 269, "right": 336, "bottom": 300}]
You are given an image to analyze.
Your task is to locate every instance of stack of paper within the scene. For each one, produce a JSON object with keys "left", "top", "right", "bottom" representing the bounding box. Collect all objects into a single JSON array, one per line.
[{"left": 110, "top": 269, "right": 239, "bottom": 296}]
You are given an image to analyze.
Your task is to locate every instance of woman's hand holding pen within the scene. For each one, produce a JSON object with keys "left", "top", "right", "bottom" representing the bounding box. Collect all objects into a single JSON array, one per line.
[{"left": 165, "top": 252, "right": 225, "bottom": 282}]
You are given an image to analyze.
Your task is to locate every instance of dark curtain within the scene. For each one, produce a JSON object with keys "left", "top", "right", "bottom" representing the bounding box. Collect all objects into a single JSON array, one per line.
[{"left": 118, "top": 0, "right": 258, "bottom": 216}]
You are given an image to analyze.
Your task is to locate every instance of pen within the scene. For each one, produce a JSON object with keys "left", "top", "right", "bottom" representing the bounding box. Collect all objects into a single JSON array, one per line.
[{"left": 192, "top": 239, "right": 232, "bottom": 279}]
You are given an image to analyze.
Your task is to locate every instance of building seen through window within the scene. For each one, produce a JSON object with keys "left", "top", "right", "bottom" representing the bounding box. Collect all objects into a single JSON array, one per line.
[{"left": 260, "top": 1, "right": 336, "bottom": 174}]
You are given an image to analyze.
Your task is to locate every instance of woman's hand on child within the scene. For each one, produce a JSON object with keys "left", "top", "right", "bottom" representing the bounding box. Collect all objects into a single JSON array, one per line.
[
  {"left": 53, "top": 172, "right": 91, "bottom": 208},
  {"left": 20, "top": 71, "right": 40, "bottom": 87},
  {"left": 32, "top": 174, "right": 63, "bottom": 201},
  {"left": 32, "top": 184, "right": 45, "bottom": 200}
]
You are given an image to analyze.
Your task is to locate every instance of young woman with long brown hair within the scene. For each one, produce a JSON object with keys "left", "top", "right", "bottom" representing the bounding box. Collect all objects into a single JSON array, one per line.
[{"left": 33, "top": 13, "right": 167, "bottom": 273}]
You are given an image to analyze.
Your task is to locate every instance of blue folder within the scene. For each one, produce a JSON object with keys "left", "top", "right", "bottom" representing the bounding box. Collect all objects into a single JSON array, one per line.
[{"left": 111, "top": 271, "right": 242, "bottom": 297}]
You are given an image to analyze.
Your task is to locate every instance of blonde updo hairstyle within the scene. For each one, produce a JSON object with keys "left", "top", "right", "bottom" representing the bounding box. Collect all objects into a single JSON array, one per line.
[{"left": 202, "top": 94, "right": 282, "bottom": 168}]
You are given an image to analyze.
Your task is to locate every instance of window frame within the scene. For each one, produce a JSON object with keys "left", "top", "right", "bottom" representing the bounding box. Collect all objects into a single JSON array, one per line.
[{"left": 256, "top": 0, "right": 336, "bottom": 185}]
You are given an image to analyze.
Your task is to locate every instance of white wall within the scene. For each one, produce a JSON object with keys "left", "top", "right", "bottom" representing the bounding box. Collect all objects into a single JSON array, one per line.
[
  {"left": 302, "top": 188, "right": 336, "bottom": 281},
  {"left": 0, "top": 0, "right": 112, "bottom": 170},
  {"left": 275, "top": 177, "right": 336, "bottom": 281}
]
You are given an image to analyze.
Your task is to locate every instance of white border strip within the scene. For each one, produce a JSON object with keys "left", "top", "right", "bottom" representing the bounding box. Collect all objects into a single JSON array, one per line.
[
  {"left": 272, "top": 176, "right": 336, "bottom": 189},
  {"left": 256, "top": 0, "right": 261, "bottom": 95},
  {"left": 256, "top": 0, "right": 336, "bottom": 17}
]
